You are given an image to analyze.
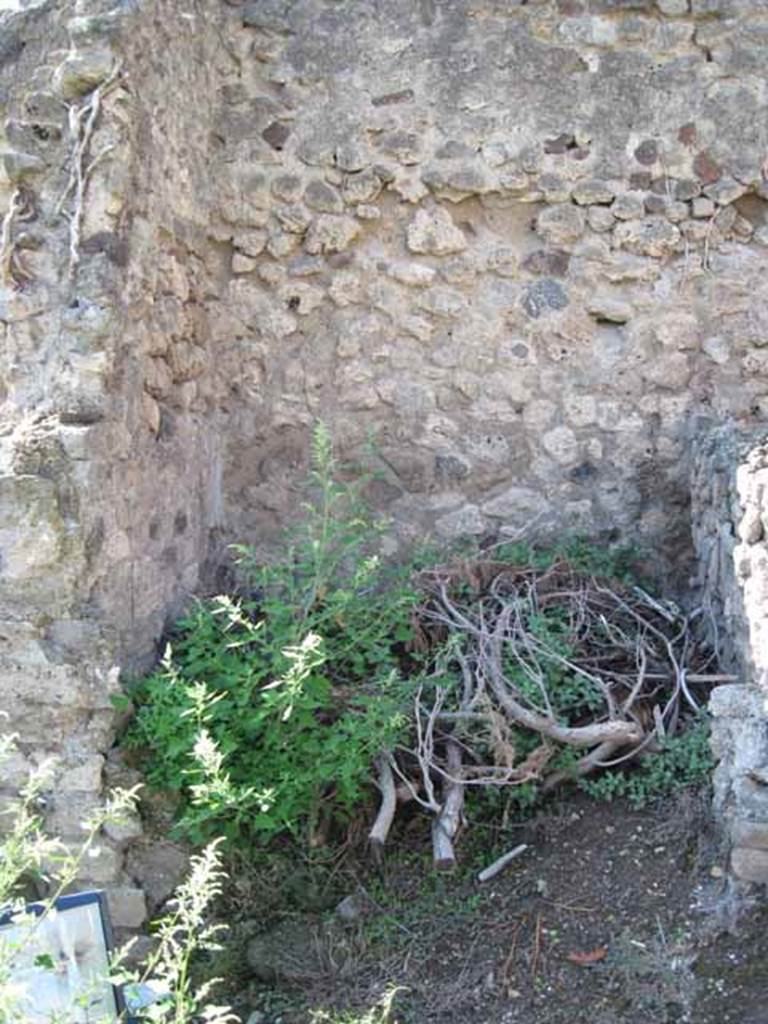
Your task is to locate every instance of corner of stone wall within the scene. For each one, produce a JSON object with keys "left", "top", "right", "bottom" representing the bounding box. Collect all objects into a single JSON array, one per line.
[
  {"left": 710, "top": 685, "right": 768, "bottom": 886},
  {"left": 0, "top": 0, "right": 225, "bottom": 930},
  {"left": 692, "top": 424, "right": 768, "bottom": 891},
  {"left": 0, "top": 0, "right": 143, "bottom": 931}
]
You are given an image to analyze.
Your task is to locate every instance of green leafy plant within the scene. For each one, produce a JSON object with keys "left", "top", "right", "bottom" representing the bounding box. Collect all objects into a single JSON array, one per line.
[
  {"left": 0, "top": 731, "right": 236, "bottom": 1024},
  {"left": 125, "top": 423, "right": 417, "bottom": 849},
  {"left": 0, "top": 726, "right": 139, "bottom": 928},
  {"left": 124, "top": 424, "right": 716, "bottom": 863},
  {"left": 487, "top": 535, "right": 642, "bottom": 585},
  {"left": 579, "top": 716, "right": 714, "bottom": 808},
  {"left": 119, "top": 841, "right": 237, "bottom": 1024}
]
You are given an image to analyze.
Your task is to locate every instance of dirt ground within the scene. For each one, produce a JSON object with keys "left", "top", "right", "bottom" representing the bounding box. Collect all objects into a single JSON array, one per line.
[{"left": 227, "top": 789, "right": 768, "bottom": 1024}]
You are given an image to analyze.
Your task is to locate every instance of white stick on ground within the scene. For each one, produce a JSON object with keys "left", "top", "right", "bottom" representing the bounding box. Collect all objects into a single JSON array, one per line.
[{"left": 477, "top": 843, "right": 528, "bottom": 883}]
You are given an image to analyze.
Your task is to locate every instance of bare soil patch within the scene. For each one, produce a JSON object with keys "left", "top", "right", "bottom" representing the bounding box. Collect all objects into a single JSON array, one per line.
[{"left": 228, "top": 790, "right": 767, "bottom": 1024}]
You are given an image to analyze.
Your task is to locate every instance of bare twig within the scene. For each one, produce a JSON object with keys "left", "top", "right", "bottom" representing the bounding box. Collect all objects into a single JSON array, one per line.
[
  {"left": 478, "top": 843, "right": 528, "bottom": 883},
  {"left": 414, "top": 686, "right": 443, "bottom": 813},
  {"left": 369, "top": 753, "right": 397, "bottom": 865},
  {"left": 387, "top": 749, "right": 438, "bottom": 813}
]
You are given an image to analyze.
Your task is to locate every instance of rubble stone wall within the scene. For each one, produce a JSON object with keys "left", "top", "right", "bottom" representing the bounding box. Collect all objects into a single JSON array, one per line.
[
  {"left": 693, "top": 429, "right": 768, "bottom": 887},
  {"left": 209, "top": 0, "right": 768, "bottom": 572},
  {"left": 0, "top": 0, "right": 225, "bottom": 926},
  {"left": 4, "top": 0, "right": 768, "bottom": 919}
]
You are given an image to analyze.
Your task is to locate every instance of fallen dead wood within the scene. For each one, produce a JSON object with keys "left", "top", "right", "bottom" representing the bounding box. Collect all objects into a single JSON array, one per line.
[
  {"left": 368, "top": 754, "right": 397, "bottom": 865},
  {"left": 369, "top": 554, "right": 720, "bottom": 868},
  {"left": 478, "top": 843, "right": 528, "bottom": 883},
  {"left": 431, "top": 738, "right": 464, "bottom": 871}
]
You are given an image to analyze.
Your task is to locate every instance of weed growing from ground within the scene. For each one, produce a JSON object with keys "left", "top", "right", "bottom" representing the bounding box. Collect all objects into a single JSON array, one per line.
[
  {"left": 579, "top": 716, "right": 714, "bottom": 807},
  {"left": 123, "top": 424, "right": 717, "bottom": 862},
  {"left": 125, "top": 423, "right": 418, "bottom": 849},
  {"left": 0, "top": 731, "right": 237, "bottom": 1023}
]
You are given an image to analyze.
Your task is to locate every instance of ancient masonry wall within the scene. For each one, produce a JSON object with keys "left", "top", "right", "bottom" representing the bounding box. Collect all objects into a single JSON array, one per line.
[
  {"left": 3, "top": 0, "right": 768, "bottom": 920},
  {"left": 0, "top": 0, "right": 225, "bottom": 927},
  {"left": 693, "top": 427, "right": 768, "bottom": 887}
]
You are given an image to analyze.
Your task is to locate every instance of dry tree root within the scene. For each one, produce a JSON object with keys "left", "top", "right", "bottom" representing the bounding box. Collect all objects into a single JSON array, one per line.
[
  {"left": 368, "top": 553, "right": 730, "bottom": 869},
  {"left": 0, "top": 187, "right": 36, "bottom": 289},
  {"left": 56, "top": 62, "right": 123, "bottom": 280}
]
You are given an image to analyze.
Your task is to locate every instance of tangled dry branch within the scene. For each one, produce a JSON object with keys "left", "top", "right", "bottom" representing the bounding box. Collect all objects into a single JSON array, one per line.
[{"left": 368, "top": 555, "right": 730, "bottom": 870}]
